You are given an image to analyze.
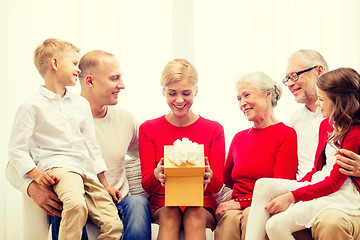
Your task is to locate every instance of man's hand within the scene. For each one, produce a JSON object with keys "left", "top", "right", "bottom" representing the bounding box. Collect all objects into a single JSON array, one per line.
[
  {"left": 265, "top": 192, "right": 295, "bottom": 214},
  {"left": 27, "top": 181, "right": 63, "bottom": 217},
  {"left": 336, "top": 149, "right": 360, "bottom": 177},
  {"left": 215, "top": 200, "right": 241, "bottom": 221}
]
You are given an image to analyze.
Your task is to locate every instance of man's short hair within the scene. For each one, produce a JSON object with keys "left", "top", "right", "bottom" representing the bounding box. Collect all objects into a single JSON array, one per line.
[
  {"left": 78, "top": 50, "right": 114, "bottom": 83},
  {"left": 294, "top": 49, "right": 329, "bottom": 73}
]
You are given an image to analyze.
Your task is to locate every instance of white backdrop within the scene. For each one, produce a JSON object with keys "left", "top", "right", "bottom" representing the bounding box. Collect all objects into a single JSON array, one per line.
[{"left": 1, "top": 0, "right": 360, "bottom": 239}]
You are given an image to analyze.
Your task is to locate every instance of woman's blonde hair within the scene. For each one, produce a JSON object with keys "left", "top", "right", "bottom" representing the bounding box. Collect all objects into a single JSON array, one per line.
[
  {"left": 161, "top": 59, "right": 198, "bottom": 93},
  {"left": 236, "top": 71, "right": 282, "bottom": 107}
]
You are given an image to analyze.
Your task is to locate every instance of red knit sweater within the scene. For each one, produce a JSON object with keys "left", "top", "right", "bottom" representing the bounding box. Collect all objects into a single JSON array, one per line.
[
  {"left": 292, "top": 118, "right": 360, "bottom": 202},
  {"left": 139, "top": 116, "right": 225, "bottom": 213},
  {"left": 224, "top": 122, "right": 298, "bottom": 209}
]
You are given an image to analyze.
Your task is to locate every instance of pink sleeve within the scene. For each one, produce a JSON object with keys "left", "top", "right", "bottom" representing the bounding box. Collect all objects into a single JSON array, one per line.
[
  {"left": 273, "top": 128, "right": 298, "bottom": 180},
  {"left": 206, "top": 124, "right": 226, "bottom": 194},
  {"left": 292, "top": 126, "right": 360, "bottom": 202},
  {"left": 139, "top": 122, "right": 162, "bottom": 194}
]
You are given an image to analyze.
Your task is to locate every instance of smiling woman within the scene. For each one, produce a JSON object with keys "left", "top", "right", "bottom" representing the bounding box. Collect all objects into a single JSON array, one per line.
[
  {"left": 162, "top": 59, "right": 199, "bottom": 126},
  {"left": 139, "top": 59, "right": 226, "bottom": 239},
  {"left": 214, "top": 71, "right": 298, "bottom": 240},
  {"left": 236, "top": 72, "right": 282, "bottom": 129}
]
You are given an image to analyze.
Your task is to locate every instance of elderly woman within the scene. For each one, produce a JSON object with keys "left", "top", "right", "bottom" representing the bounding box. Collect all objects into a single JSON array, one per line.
[
  {"left": 139, "top": 59, "right": 225, "bottom": 240},
  {"left": 214, "top": 72, "right": 298, "bottom": 240}
]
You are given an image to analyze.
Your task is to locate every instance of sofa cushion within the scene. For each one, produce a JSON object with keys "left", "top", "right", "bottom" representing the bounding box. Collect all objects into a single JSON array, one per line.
[{"left": 124, "top": 157, "right": 150, "bottom": 198}]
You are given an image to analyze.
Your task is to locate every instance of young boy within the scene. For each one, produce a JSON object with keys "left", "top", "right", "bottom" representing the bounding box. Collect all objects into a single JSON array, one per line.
[{"left": 8, "top": 38, "right": 123, "bottom": 240}]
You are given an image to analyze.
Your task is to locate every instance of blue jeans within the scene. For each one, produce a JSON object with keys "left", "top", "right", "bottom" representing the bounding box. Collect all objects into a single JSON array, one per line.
[
  {"left": 50, "top": 216, "right": 88, "bottom": 240},
  {"left": 51, "top": 195, "right": 151, "bottom": 240}
]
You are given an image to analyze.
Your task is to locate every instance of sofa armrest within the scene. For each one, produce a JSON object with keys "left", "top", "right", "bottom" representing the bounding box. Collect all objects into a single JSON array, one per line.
[
  {"left": 23, "top": 187, "right": 101, "bottom": 240},
  {"left": 23, "top": 194, "right": 50, "bottom": 240}
]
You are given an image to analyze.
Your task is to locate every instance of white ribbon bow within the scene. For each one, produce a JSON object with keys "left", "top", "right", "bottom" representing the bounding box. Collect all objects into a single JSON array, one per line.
[{"left": 169, "top": 138, "right": 202, "bottom": 166}]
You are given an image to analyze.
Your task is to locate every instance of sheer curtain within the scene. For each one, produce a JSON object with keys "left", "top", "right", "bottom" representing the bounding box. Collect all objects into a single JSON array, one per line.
[
  {"left": 1, "top": 1, "right": 172, "bottom": 239},
  {"left": 1, "top": 0, "right": 360, "bottom": 239},
  {"left": 193, "top": 0, "right": 360, "bottom": 144}
]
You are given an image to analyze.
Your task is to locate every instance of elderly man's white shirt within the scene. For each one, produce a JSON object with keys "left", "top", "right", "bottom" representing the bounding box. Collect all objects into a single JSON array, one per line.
[{"left": 289, "top": 105, "right": 324, "bottom": 180}]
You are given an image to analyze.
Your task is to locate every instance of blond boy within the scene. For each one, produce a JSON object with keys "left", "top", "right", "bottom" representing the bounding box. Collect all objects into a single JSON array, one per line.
[{"left": 8, "top": 38, "right": 122, "bottom": 240}]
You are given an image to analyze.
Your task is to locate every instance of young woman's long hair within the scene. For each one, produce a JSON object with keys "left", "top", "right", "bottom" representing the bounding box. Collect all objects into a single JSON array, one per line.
[{"left": 316, "top": 67, "right": 360, "bottom": 148}]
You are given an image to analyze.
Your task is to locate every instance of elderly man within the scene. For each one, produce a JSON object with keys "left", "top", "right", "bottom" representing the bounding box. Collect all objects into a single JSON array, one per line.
[
  {"left": 284, "top": 49, "right": 360, "bottom": 239},
  {"left": 6, "top": 50, "right": 151, "bottom": 240}
]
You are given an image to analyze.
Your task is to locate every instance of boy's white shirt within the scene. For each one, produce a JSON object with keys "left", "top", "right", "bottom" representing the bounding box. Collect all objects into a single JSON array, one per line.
[
  {"left": 8, "top": 86, "right": 107, "bottom": 182},
  {"left": 6, "top": 98, "right": 139, "bottom": 198}
]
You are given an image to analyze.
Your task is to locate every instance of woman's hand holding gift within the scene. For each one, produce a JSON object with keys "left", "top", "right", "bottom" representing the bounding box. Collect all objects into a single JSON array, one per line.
[
  {"left": 154, "top": 158, "right": 166, "bottom": 187},
  {"left": 203, "top": 157, "right": 213, "bottom": 190}
]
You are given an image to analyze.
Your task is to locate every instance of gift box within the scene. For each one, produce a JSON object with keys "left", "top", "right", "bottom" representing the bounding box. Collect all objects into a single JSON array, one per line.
[{"left": 164, "top": 144, "right": 205, "bottom": 206}]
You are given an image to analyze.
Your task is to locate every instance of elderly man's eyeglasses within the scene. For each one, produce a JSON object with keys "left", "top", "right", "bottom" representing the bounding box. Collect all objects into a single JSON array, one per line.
[{"left": 282, "top": 66, "right": 318, "bottom": 86}]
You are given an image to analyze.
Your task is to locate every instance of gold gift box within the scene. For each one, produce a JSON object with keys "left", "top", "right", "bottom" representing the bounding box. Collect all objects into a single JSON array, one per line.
[{"left": 164, "top": 144, "right": 205, "bottom": 206}]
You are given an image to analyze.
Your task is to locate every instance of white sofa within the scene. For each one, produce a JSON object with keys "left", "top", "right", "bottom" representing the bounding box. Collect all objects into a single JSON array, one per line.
[
  {"left": 23, "top": 196, "right": 214, "bottom": 240},
  {"left": 22, "top": 158, "right": 232, "bottom": 239},
  {"left": 23, "top": 195, "right": 215, "bottom": 240}
]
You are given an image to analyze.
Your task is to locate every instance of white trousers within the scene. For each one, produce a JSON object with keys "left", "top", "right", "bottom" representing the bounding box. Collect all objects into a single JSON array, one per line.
[{"left": 245, "top": 178, "right": 310, "bottom": 240}]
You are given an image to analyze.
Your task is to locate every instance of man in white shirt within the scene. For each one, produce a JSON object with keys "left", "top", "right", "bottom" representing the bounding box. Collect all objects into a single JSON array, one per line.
[
  {"left": 284, "top": 49, "right": 360, "bottom": 239},
  {"left": 6, "top": 50, "right": 151, "bottom": 240}
]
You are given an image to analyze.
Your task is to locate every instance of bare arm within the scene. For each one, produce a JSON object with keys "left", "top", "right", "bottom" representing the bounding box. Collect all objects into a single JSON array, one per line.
[{"left": 98, "top": 172, "right": 122, "bottom": 204}]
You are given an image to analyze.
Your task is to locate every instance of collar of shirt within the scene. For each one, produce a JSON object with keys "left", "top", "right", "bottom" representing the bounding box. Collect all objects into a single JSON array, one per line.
[
  {"left": 303, "top": 105, "right": 322, "bottom": 118},
  {"left": 39, "top": 86, "right": 72, "bottom": 101}
]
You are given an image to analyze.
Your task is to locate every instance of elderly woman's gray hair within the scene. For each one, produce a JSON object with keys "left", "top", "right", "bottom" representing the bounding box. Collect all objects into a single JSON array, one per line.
[{"left": 236, "top": 71, "right": 282, "bottom": 107}]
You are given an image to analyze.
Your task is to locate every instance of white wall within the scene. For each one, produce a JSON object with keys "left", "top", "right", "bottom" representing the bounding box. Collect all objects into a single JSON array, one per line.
[{"left": 1, "top": 0, "right": 360, "bottom": 239}]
